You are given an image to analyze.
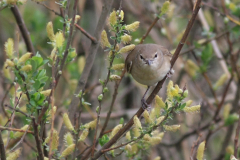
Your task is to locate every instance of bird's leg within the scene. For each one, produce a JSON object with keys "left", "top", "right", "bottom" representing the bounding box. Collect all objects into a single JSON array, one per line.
[
  {"left": 141, "top": 86, "right": 150, "bottom": 110},
  {"left": 167, "top": 68, "right": 174, "bottom": 78}
]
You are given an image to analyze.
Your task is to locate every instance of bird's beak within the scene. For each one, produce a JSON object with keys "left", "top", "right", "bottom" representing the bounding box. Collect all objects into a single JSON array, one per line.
[{"left": 146, "top": 60, "right": 152, "bottom": 65}]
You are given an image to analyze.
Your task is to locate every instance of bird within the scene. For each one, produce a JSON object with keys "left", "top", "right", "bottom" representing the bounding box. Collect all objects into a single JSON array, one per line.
[{"left": 125, "top": 44, "right": 172, "bottom": 109}]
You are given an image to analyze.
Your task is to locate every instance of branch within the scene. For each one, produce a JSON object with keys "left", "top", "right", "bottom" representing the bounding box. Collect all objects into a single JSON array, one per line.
[
  {"left": 10, "top": 5, "right": 35, "bottom": 54},
  {"left": 91, "top": 0, "right": 202, "bottom": 159},
  {"left": 0, "top": 126, "right": 33, "bottom": 134},
  {"left": 58, "top": 0, "right": 114, "bottom": 148},
  {"left": 74, "top": 24, "right": 98, "bottom": 44},
  {"left": 139, "top": 16, "right": 160, "bottom": 44},
  {"left": 32, "top": 118, "right": 44, "bottom": 160},
  {"left": 0, "top": 132, "right": 6, "bottom": 160}
]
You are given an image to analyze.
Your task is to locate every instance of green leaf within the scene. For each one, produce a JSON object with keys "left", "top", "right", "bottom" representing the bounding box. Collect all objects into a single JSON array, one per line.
[
  {"left": 99, "top": 134, "right": 109, "bottom": 146},
  {"left": 224, "top": 114, "right": 239, "bottom": 126}
]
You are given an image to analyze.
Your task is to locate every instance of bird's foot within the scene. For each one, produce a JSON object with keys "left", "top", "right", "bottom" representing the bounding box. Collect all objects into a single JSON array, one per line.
[
  {"left": 141, "top": 98, "right": 151, "bottom": 110},
  {"left": 167, "top": 69, "right": 174, "bottom": 78}
]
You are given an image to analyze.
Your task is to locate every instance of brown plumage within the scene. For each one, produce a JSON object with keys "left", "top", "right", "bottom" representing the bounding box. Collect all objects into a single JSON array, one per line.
[{"left": 125, "top": 44, "right": 172, "bottom": 86}]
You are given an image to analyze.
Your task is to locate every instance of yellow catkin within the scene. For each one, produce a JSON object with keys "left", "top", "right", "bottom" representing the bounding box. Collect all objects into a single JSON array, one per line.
[
  {"left": 4, "top": 38, "right": 14, "bottom": 58},
  {"left": 75, "top": 15, "right": 81, "bottom": 23},
  {"left": 109, "top": 10, "right": 117, "bottom": 26},
  {"left": 186, "top": 100, "right": 193, "bottom": 107},
  {"left": 40, "top": 89, "right": 51, "bottom": 97},
  {"left": 125, "top": 21, "right": 140, "bottom": 32},
  {"left": 110, "top": 75, "right": 121, "bottom": 81},
  {"left": 150, "top": 137, "right": 162, "bottom": 146},
  {"left": 126, "top": 131, "right": 131, "bottom": 141},
  {"left": 167, "top": 80, "right": 174, "bottom": 98},
  {"left": 20, "top": 65, "right": 32, "bottom": 72},
  {"left": 150, "top": 108, "right": 156, "bottom": 121},
  {"left": 154, "top": 156, "right": 161, "bottom": 160},
  {"left": 64, "top": 132, "right": 74, "bottom": 146},
  {"left": 13, "top": 125, "right": 29, "bottom": 138},
  {"left": 100, "top": 30, "right": 111, "bottom": 48},
  {"left": 213, "top": 73, "right": 228, "bottom": 90},
  {"left": 155, "top": 95, "right": 165, "bottom": 117},
  {"left": 196, "top": 141, "right": 205, "bottom": 160},
  {"left": 185, "top": 60, "right": 199, "bottom": 78},
  {"left": 183, "top": 105, "right": 201, "bottom": 113},
  {"left": 3, "top": 63, "right": 11, "bottom": 80},
  {"left": 6, "top": 0, "right": 17, "bottom": 4},
  {"left": 226, "top": 146, "right": 234, "bottom": 155},
  {"left": 51, "top": 130, "right": 59, "bottom": 150},
  {"left": 46, "top": 22, "right": 55, "bottom": 41},
  {"left": 143, "top": 110, "right": 152, "bottom": 124},
  {"left": 163, "top": 125, "right": 180, "bottom": 132},
  {"left": 119, "top": 44, "right": 135, "bottom": 53},
  {"left": 223, "top": 103, "right": 231, "bottom": 120},
  {"left": 50, "top": 47, "right": 57, "bottom": 60},
  {"left": 156, "top": 116, "right": 165, "bottom": 125},
  {"left": 44, "top": 157, "right": 55, "bottom": 160},
  {"left": 84, "top": 119, "right": 97, "bottom": 130},
  {"left": 121, "top": 34, "right": 132, "bottom": 44},
  {"left": 6, "top": 59, "right": 14, "bottom": 67},
  {"left": 120, "top": 10, "right": 124, "bottom": 21},
  {"left": 55, "top": 32, "right": 64, "bottom": 48},
  {"left": 18, "top": 52, "right": 32, "bottom": 64},
  {"left": 78, "top": 129, "right": 89, "bottom": 142},
  {"left": 78, "top": 56, "right": 86, "bottom": 74},
  {"left": 131, "top": 143, "right": 138, "bottom": 154},
  {"left": 6, "top": 148, "right": 22, "bottom": 160},
  {"left": 112, "top": 63, "right": 125, "bottom": 71},
  {"left": 143, "top": 134, "right": 151, "bottom": 141},
  {"left": 60, "top": 144, "right": 76, "bottom": 158},
  {"left": 160, "top": 1, "right": 170, "bottom": 15},
  {"left": 133, "top": 115, "right": 142, "bottom": 137},
  {"left": 63, "top": 113, "right": 74, "bottom": 131},
  {"left": 125, "top": 144, "right": 132, "bottom": 152},
  {"left": 47, "top": 106, "right": 57, "bottom": 121},
  {"left": 110, "top": 124, "right": 122, "bottom": 139}
]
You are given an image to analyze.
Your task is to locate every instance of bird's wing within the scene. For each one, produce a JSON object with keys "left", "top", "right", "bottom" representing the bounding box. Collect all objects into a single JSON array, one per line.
[
  {"left": 159, "top": 46, "right": 173, "bottom": 58},
  {"left": 125, "top": 49, "right": 136, "bottom": 73}
]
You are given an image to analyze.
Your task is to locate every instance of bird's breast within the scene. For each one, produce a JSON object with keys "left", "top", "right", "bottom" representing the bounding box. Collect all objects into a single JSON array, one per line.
[{"left": 131, "top": 60, "right": 170, "bottom": 86}]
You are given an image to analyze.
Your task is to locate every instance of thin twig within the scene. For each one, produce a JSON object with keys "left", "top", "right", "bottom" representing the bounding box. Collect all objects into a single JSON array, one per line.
[
  {"left": 32, "top": 117, "right": 44, "bottom": 160},
  {"left": 5, "top": 104, "right": 31, "bottom": 118},
  {"left": 1, "top": 83, "right": 14, "bottom": 118},
  {"left": 10, "top": 5, "right": 35, "bottom": 54},
  {"left": 91, "top": 1, "right": 202, "bottom": 158},
  {"left": 48, "top": 56, "right": 56, "bottom": 159},
  {"left": 0, "top": 131, "right": 6, "bottom": 160},
  {"left": 10, "top": 125, "right": 31, "bottom": 152},
  {"left": 74, "top": 24, "right": 98, "bottom": 44},
  {"left": 0, "top": 126, "right": 33, "bottom": 134},
  {"left": 139, "top": 16, "right": 160, "bottom": 44}
]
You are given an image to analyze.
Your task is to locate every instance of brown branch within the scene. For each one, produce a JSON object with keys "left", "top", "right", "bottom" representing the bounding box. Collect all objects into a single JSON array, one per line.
[
  {"left": 1, "top": 83, "right": 14, "bottom": 118},
  {"left": 0, "top": 126, "right": 33, "bottom": 134},
  {"left": 32, "top": 118, "right": 44, "bottom": 160},
  {"left": 10, "top": 5, "right": 35, "bottom": 54},
  {"left": 91, "top": 1, "right": 202, "bottom": 159},
  {"left": 0, "top": 132, "right": 6, "bottom": 160},
  {"left": 35, "top": 2, "right": 62, "bottom": 16},
  {"left": 74, "top": 24, "right": 98, "bottom": 44},
  {"left": 99, "top": 70, "right": 125, "bottom": 138},
  {"left": 5, "top": 104, "right": 31, "bottom": 118},
  {"left": 234, "top": 89, "right": 240, "bottom": 157},
  {"left": 59, "top": 0, "right": 114, "bottom": 151},
  {"left": 139, "top": 16, "right": 160, "bottom": 44},
  {"left": 91, "top": 3, "right": 122, "bottom": 156}
]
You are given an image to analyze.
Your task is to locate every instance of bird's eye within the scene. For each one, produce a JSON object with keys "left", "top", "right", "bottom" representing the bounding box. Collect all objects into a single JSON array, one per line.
[
  {"left": 154, "top": 53, "right": 158, "bottom": 58},
  {"left": 140, "top": 55, "right": 144, "bottom": 60}
]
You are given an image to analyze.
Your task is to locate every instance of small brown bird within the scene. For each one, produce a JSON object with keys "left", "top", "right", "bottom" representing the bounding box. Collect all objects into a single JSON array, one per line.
[{"left": 125, "top": 44, "right": 172, "bottom": 108}]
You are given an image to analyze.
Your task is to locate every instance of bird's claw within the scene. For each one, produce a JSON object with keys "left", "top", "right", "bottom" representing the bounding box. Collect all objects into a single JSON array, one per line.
[
  {"left": 141, "top": 98, "right": 151, "bottom": 110},
  {"left": 167, "top": 69, "right": 174, "bottom": 78}
]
